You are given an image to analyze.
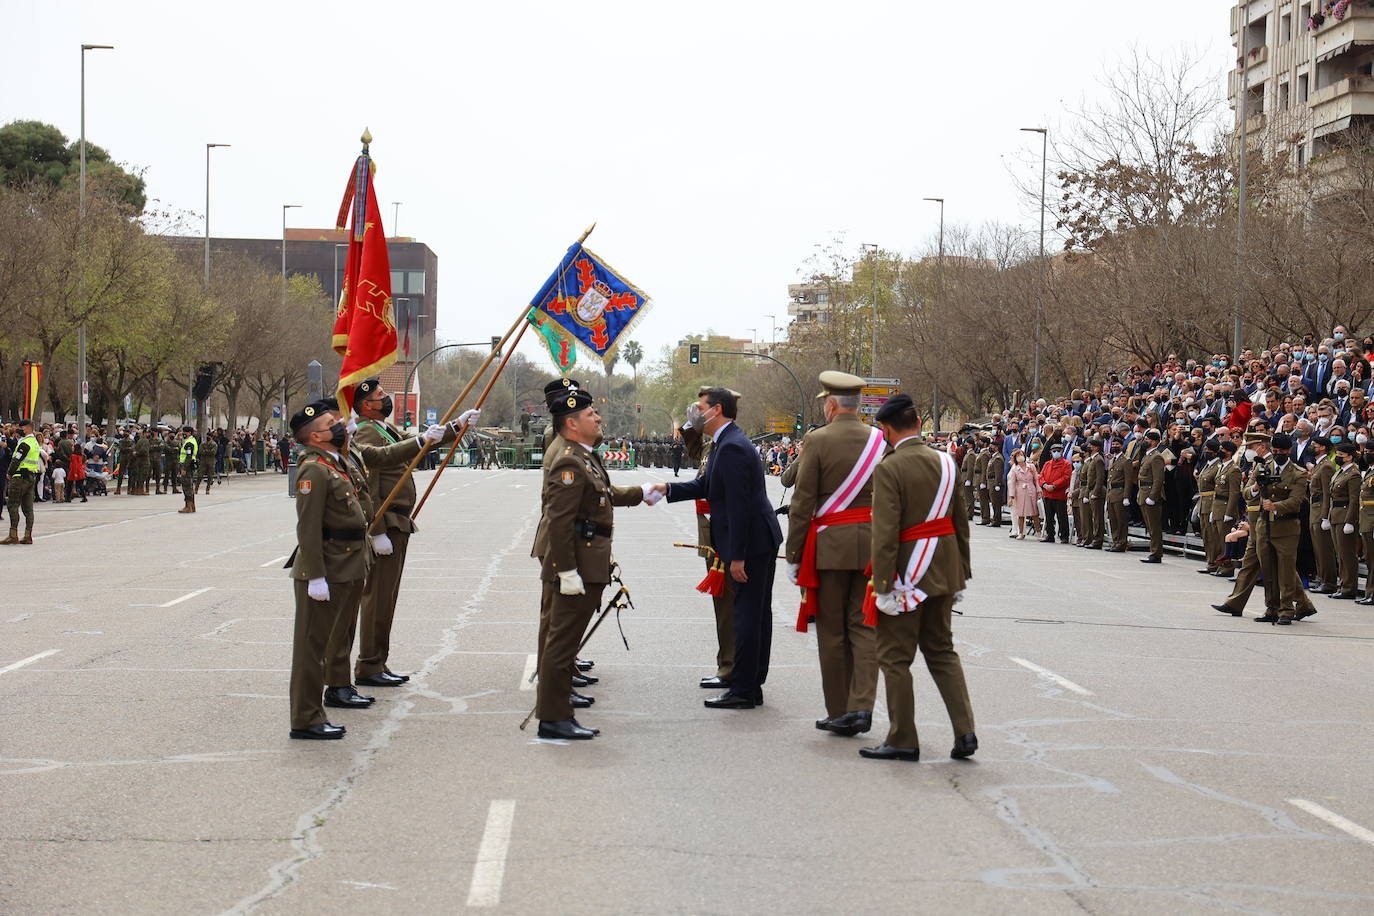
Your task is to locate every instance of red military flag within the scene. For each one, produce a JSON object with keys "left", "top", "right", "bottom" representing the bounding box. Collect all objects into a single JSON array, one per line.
[{"left": 332, "top": 130, "right": 398, "bottom": 416}]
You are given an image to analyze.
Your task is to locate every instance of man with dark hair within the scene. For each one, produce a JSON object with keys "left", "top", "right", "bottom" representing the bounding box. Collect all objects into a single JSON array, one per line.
[
  {"left": 657, "top": 386, "right": 783, "bottom": 710},
  {"left": 3, "top": 419, "right": 39, "bottom": 545},
  {"left": 863, "top": 394, "right": 974, "bottom": 762},
  {"left": 1137, "top": 430, "right": 1167, "bottom": 563}
]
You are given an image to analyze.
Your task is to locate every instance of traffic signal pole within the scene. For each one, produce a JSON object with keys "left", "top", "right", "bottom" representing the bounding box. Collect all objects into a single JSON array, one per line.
[{"left": 698, "top": 349, "right": 809, "bottom": 436}]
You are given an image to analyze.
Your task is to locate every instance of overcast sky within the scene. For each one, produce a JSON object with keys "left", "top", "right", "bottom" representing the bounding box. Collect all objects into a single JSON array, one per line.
[{"left": 6, "top": 1, "right": 1233, "bottom": 371}]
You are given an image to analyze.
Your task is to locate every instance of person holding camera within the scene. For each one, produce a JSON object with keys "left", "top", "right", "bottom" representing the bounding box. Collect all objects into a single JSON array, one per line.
[{"left": 1255, "top": 433, "right": 1319, "bottom": 624}]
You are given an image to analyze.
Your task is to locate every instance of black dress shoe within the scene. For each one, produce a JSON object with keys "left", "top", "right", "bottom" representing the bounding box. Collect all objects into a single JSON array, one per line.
[
  {"left": 1104, "top": 546, "right": 1124, "bottom": 552},
  {"left": 704, "top": 692, "right": 756, "bottom": 710},
  {"left": 951, "top": 733, "right": 979, "bottom": 759},
  {"left": 824, "top": 710, "right": 873, "bottom": 736},
  {"left": 1212, "top": 603, "right": 1242, "bottom": 617},
  {"left": 1254, "top": 613, "right": 1279, "bottom": 623},
  {"left": 699, "top": 676, "right": 731, "bottom": 689},
  {"left": 1328, "top": 591, "right": 1358, "bottom": 600},
  {"left": 324, "top": 686, "right": 374, "bottom": 708},
  {"left": 383, "top": 669, "right": 410, "bottom": 683},
  {"left": 537, "top": 719, "right": 595, "bottom": 740},
  {"left": 1295, "top": 606, "right": 1319, "bottom": 619},
  {"left": 569, "top": 717, "right": 599, "bottom": 735},
  {"left": 1277, "top": 612, "right": 1294, "bottom": 625},
  {"left": 1140, "top": 556, "right": 1162, "bottom": 564},
  {"left": 815, "top": 717, "right": 833, "bottom": 730},
  {"left": 1309, "top": 585, "right": 1332, "bottom": 594},
  {"left": 1198, "top": 567, "right": 1217, "bottom": 574},
  {"left": 570, "top": 691, "right": 595, "bottom": 708},
  {"left": 1040, "top": 537, "right": 1055, "bottom": 543},
  {"left": 571, "top": 672, "right": 598, "bottom": 687},
  {"left": 355, "top": 671, "right": 406, "bottom": 687},
  {"left": 859, "top": 744, "right": 919, "bottom": 762},
  {"left": 1356, "top": 596, "right": 1374, "bottom": 606},
  {"left": 576, "top": 658, "right": 595, "bottom": 671},
  {"left": 1086, "top": 545, "right": 1102, "bottom": 550},
  {"left": 290, "top": 722, "right": 345, "bottom": 740}
]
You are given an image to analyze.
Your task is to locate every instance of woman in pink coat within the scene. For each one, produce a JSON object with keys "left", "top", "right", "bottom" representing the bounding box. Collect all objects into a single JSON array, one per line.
[{"left": 1006, "top": 447, "right": 1041, "bottom": 539}]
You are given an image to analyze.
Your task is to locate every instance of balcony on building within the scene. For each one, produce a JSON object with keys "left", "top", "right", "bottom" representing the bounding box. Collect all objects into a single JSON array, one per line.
[{"left": 1311, "top": 40, "right": 1374, "bottom": 137}]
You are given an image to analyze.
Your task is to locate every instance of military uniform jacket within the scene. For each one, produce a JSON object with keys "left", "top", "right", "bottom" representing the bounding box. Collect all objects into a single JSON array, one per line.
[
  {"left": 1107, "top": 451, "right": 1130, "bottom": 492},
  {"left": 983, "top": 452, "right": 1004, "bottom": 494},
  {"left": 292, "top": 445, "right": 374, "bottom": 584},
  {"left": 1196, "top": 459, "right": 1220, "bottom": 518},
  {"left": 353, "top": 418, "right": 423, "bottom": 534},
  {"left": 530, "top": 432, "right": 568, "bottom": 560},
  {"left": 1309, "top": 458, "right": 1336, "bottom": 522},
  {"left": 784, "top": 412, "right": 878, "bottom": 571},
  {"left": 1328, "top": 462, "right": 1361, "bottom": 527},
  {"left": 1137, "top": 449, "right": 1166, "bottom": 503},
  {"left": 539, "top": 442, "right": 643, "bottom": 583},
  {"left": 959, "top": 448, "right": 977, "bottom": 499},
  {"left": 870, "top": 439, "right": 971, "bottom": 597},
  {"left": 200, "top": 438, "right": 218, "bottom": 466},
  {"left": 1084, "top": 453, "right": 1107, "bottom": 499},
  {"left": 1257, "top": 458, "right": 1308, "bottom": 538},
  {"left": 1359, "top": 467, "right": 1374, "bottom": 534},
  {"left": 1212, "top": 459, "right": 1242, "bottom": 522},
  {"left": 680, "top": 426, "right": 717, "bottom": 558},
  {"left": 133, "top": 437, "right": 150, "bottom": 463},
  {"left": 972, "top": 450, "right": 989, "bottom": 493}
]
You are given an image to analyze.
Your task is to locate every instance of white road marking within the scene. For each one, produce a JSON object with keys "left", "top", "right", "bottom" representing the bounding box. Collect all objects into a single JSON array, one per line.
[
  {"left": 0, "top": 649, "right": 60, "bottom": 675},
  {"left": 1089, "top": 569, "right": 1125, "bottom": 580},
  {"left": 158, "top": 587, "right": 215, "bottom": 608},
  {"left": 342, "top": 880, "right": 397, "bottom": 890},
  {"left": 8, "top": 614, "right": 32, "bottom": 623},
  {"left": 260, "top": 555, "right": 290, "bottom": 568},
  {"left": 1288, "top": 799, "right": 1374, "bottom": 846},
  {"left": 1008, "top": 656, "right": 1094, "bottom": 696},
  {"left": 519, "top": 654, "right": 537, "bottom": 690},
  {"left": 466, "top": 799, "right": 516, "bottom": 907}
]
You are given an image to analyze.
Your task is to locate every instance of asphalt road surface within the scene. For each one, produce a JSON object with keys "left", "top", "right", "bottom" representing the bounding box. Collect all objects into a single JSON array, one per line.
[{"left": 3, "top": 466, "right": 1373, "bottom": 914}]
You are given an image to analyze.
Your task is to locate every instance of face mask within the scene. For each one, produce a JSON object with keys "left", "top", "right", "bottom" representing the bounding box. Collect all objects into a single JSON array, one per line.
[
  {"left": 1332, "top": 434, "right": 1344, "bottom": 443},
  {"left": 376, "top": 395, "right": 394, "bottom": 418},
  {"left": 1244, "top": 448, "right": 1257, "bottom": 462},
  {"left": 1360, "top": 434, "right": 1370, "bottom": 446},
  {"left": 1188, "top": 410, "right": 1198, "bottom": 419},
  {"left": 1015, "top": 456, "right": 1024, "bottom": 464},
  {"left": 1274, "top": 453, "right": 1289, "bottom": 465},
  {"left": 1335, "top": 333, "right": 1346, "bottom": 341},
  {"left": 327, "top": 422, "right": 346, "bottom": 449},
  {"left": 687, "top": 404, "right": 706, "bottom": 431}
]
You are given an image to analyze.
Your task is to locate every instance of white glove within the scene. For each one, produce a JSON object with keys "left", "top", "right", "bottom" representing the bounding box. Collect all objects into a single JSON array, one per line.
[
  {"left": 558, "top": 569, "right": 585, "bottom": 595},
  {"left": 953, "top": 591, "right": 964, "bottom": 605},
  {"left": 307, "top": 577, "right": 330, "bottom": 601},
  {"left": 1224, "top": 515, "right": 1233, "bottom": 522},
  {"left": 786, "top": 562, "right": 800, "bottom": 585},
  {"left": 346, "top": 416, "right": 358, "bottom": 435},
  {"left": 1145, "top": 497, "right": 1155, "bottom": 506},
  {"left": 874, "top": 591, "right": 902, "bottom": 616},
  {"left": 422, "top": 423, "right": 447, "bottom": 444},
  {"left": 995, "top": 486, "right": 1001, "bottom": 492},
  {"left": 1123, "top": 498, "right": 1131, "bottom": 506},
  {"left": 371, "top": 533, "right": 394, "bottom": 556},
  {"left": 1321, "top": 518, "right": 1332, "bottom": 531},
  {"left": 640, "top": 483, "right": 663, "bottom": 505},
  {"left": 458, "top": 408, "right": 481, "bottom": 427},
  {"left": 980, "top": 483, "right": 987, "bottom": 489},
  {"left": 1344, "top": 523, "right": 1355, "bottom": 535}
]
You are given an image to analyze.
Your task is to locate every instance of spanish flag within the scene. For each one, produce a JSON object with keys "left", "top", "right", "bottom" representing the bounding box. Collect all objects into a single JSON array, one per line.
[{"left": 332, "top": 131, "right": 398, "bottom": 416}]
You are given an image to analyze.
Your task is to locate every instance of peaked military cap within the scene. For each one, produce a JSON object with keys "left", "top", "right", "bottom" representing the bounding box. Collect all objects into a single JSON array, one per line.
[{"left": 816, "top": 370, "right": 866, "bottom": 399}]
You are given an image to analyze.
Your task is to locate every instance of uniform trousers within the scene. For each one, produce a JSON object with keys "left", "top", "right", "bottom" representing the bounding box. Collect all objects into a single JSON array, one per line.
[
  {"left": 291, "top": 578, "right": 363, "bottom": 729},
  {"left": 1107, "top": 492, "right": 1128, "bottom": 548},
  {"left": 1198, "top": 501, "right": 1218, "bottom": 569},
  {"left": 1311, "top": 515, "right": 1336, "bottom": 588},
  {"left": 179, "top": 468, "right": 195, "bottom": 505},
  {"left": 356, "top": 529, "right": 410, "bottom": 678},
  {"left": 1258, "top": 525, "right": 1316, "bottom": 613},
  {"left": 1333, "top": 527, "right": 1360, "bottom": 593},
  {"left": 536, "top": 583, "right": 605, "bottom": 722},
  {"left": 706, "top": 559, "right": 736, "bottom": 679},
  {"left": 1142, "top": 501, "right": 1164, "bottom": 558},
  {"left": 5, "top": 476, "right": 35, "bottom": 528},
  {"left": 1086, "top": 497, "right": 1106, "bottom": 547},
  {"left": 1224, "top": 519, "right": 1278, "bottom": 613},
  {"left": 1362, "top": 531, "right": 1374, "bottom": 598},
  {"left": 813, "top": 569, "right": 878, "bottom": 717},
  {"left": 963, "top": 483, "right": 976, "bottom": 520},
  {"left": 874, "top": 593, "right": 975, "bottom": 750}
]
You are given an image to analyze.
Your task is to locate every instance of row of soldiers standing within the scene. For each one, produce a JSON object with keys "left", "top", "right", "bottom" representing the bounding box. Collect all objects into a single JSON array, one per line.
[{"left": 110, "top": 427, "right": 217, "bottom": 498}]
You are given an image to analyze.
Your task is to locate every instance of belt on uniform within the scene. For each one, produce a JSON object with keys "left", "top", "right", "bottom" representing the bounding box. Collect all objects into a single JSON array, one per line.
[
  {"left": 1198, "top": 490, "right": 1215, "bottom": 497},
  {"left": 1332, "top": 501, "right": 1350, "bottom": 508},
  {"left": 1362, "top": 501, "right": 1374, "bottom": 507},
  {"left": 1246, "top": 505, "right": 1261, "bottom": 513},
  {"left": 323, "top": 527, "right": 366, "bottom": 541},
  {"left": 576, "top": 519, "right": 613, "bottom": 539},
  {"left": 1273, "top": 513, "right": 1300, "bottom": 521},
  {"left": 1312, "top": 496, "right": 1324, "bottom": 502}
]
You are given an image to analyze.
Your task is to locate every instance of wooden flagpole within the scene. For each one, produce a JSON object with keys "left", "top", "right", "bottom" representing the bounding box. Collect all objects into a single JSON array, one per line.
[{"left": 366, "top": 222, "right": 596, "bottom": 530}]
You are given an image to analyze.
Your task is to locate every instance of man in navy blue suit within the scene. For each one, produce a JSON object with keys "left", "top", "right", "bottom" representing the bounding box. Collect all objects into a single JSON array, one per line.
[{"left": 653, "top": 388, "right": 782, "bottom": 709}]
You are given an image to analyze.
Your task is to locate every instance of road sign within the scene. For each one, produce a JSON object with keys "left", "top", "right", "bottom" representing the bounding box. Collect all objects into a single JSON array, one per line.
[
  {"left": 272, "top": 404, "right": 282, "bottom": 419},
  {"left": 860, "top": 377, "right": 901, "bottom": 421},
  {"left": 426, "top": 409, "right": 438, "bottom": 426},
  {"left": 81, "top": 380, "right": 89, "bottom": 405},
  {"left": 124, "top": 393, "right": 133, "bottom": 413}
]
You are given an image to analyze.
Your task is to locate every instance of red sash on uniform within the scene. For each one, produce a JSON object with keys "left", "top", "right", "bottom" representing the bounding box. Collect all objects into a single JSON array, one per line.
[
  {"left": 794, "top": 506, "right": 872, "bottom": 631},
  {"left": 861, "top": 516, "right": 956, "bottom": 626}
]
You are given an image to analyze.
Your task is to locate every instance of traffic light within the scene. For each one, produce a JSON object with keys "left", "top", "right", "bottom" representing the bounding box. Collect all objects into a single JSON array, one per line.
[
  {"left": 688, "top": 344, "right": 700, "bottom": 364},
  {"left": 490, "top": 335, "right": 501, "bottom": 356},
  {"left": 795, "top": 412, "right": 804, "bottom": 435}
]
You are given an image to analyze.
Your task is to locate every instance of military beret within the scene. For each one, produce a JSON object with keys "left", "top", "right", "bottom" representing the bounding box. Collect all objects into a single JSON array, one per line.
[
  {"left": 1271, "top": 432, "right": 1294, "bottom": 449},
  {"left": 816, "top": 370, "right": 866, "bottom": 399},
  {"left": 544, "top": 378, "right": 582, "bottom": 403},
  {"left": 549, "top": 388, "right": 594, "bottom": 417},
  {"left": 1312, "top": 435, "right": 1331, "bottom": 447},
  {"left": 354, "top": 378, "right": 382, "bottom": 402},
  {"left": 1219, "top": 439, "right": 1238, "bottom": 454},
  {"left": 317, "top": 397, "right": 340, "bottom": 413},
  {"left": 873, "top": 393, "right": 914, "bottom": 423},
  {"left": 1088, "top": 437, "right": 1104, "bottom": 449},
  {"left": 17, "top": 417, "right": 33, "bottom": 428},
  {"left": 182, "top": 426, "right": 195, "bottom": 434},
  {"left": 290, "top": 403, "right": 326, "bottom": 435},
  {"left": 1336, "top": 440, "right": 1359, "bottom": 455}
]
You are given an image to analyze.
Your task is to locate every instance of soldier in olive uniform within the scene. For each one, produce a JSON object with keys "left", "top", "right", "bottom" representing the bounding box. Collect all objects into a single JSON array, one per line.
[
  {"left": 1194, "top": 441, "right": 1221, "bottom": 574},
  {"left": 863, "top": 394, "right": 975, "bottom": 763},
  {"left": 177, "top": 426, "right": 198, "bottom": 513},
  {"left": 132, "top": 431, "right": 152, "bottom": 495},
  {"left": 1306, "top": 437, "right": 1337, "bottom": 593},
  {"left": 1082, "top": 438, "right": 1107, "bottom": 549},
  {"left": 1256, "top": 433, "right": 1318, "bottom": 624},
  {"left": 1326, "top": 440, "right": 1362, "bottom": 600},
  {"left": 156, "top": 433, "right": 175, "bottom": 494},
  {"left": 535, "top": 388, "right": 647, "bottom": 740},
  {"left": 785, "top": 371, "right": 881, "bottom": 737},
  {"left": 1356, "top": 457, "right": 1374, "bottom": 605},
  {"left": 1137, "top": 430, "right": 1166, "bottom": 562},
  {"left": 1210, "top": 439, "right": 1243, "bottom": 574},
  {"left": 972, "top": 440, "right": 990, "bottom": 525},
  {"left": 198, "top": 434, "right": 219, "bottom": 494},
  {"left": 1105, "top": 436, "right": 1131, "bottom": 551},
  {"left": 983, "top": 441, "right": 1005, "bottom": 528},
  {"left": 959, "top": 438, "right": 977, "bottom": 521},
  {"left": 1070, "top": 447, "right": 1087, "bottom": 544},
  {"left": 113, "top": 433, "right": 133, "bottom": 495},
  {"left": 1213, "top": 433, "right": 1281, "bottom": 619}
]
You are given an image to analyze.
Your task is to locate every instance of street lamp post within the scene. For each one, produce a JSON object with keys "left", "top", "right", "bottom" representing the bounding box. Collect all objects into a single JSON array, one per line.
[
  {"left": 78, "top": 43, "right": 112, "bottom": 443},
  {"left": 765, "top": 314, "right": 777, "bottom": 349},
  {"left": 924, "top": 197, "right": 945, "bottom": 432},
  {"left": 747, "top": 328, "right": 757, "bottom": 351},
  {"left": 1021, "top": 127, "right": 1048, "bottom": 401},
  {"left": 281, "top": 204, "right": 300, "bottom": 305},
  {"left": 392, "top": 201, "right": 402, "bottom": 237},
  {"left": 1235, "top": 1, "right": 1250, "bottom": 363},
  {"left": 862, "top": 242, "right": 879, "bottom": 376},
  {"left": 203, "top": 143, "right": 230, "bottom": 287}
]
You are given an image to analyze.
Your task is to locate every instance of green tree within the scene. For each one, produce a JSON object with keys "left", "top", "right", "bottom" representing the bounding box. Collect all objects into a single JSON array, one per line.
[
  {"left": 621, "top": 340, "right": 643, "bottom": 382},
  {"left": 0, "top": 120, "right": 147, "bottom": 212}
]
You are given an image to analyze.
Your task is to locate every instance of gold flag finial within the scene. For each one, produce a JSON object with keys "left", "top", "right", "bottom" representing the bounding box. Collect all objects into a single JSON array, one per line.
[
  {"left": 577, "top": 222, "right": 596, "bottom": 245},
  {"left": 361, "top": 127, "right": 373, "bottom": 150}
]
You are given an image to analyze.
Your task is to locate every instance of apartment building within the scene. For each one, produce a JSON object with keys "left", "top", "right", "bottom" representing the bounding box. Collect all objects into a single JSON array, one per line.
[{"left": 1231, "top": 1, "right": 1374, "bottom": 166}]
